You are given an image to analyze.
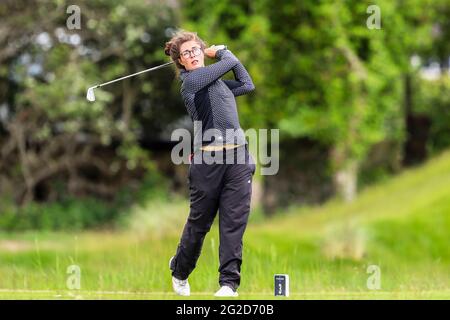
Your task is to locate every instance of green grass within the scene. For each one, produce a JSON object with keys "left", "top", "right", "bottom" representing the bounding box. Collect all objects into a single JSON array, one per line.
[{"left": 1, "top": 150, "right": 450, "bottom": 299}]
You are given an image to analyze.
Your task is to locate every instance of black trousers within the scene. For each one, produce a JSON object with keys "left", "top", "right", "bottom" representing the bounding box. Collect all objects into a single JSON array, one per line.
[{"left": 170, "top": 144, "right": 256, "bottom": 291}]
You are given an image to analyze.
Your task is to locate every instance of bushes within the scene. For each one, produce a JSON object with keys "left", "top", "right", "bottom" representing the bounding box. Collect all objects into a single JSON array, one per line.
[
  {"left": 0, "top": 171, "right": 170, "bottom": 231},
  {"left": 0, "top": 197, "right": 119, "bottom": 231}
]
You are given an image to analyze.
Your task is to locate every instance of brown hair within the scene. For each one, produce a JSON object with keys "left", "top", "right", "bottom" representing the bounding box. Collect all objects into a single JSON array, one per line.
[{"left": 164, "top": 30, "right": 207, "bottom": 73}]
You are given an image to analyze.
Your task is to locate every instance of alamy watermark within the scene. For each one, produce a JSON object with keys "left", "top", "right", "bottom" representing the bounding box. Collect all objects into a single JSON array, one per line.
[
  {"left": 366, "top": 5, "right": 381, "bottom": 29},
  {"left": 170, "top": 122, "right": 279, "bottom": 175},
  {"left": 66, "top": 5, "right": 81, "bottom": 30},
  {"left": 366, "top": 264, "right": 381, "bottom": 290},
  {"left": 66, "top": 264, "right": 81, "bottom": 290}
]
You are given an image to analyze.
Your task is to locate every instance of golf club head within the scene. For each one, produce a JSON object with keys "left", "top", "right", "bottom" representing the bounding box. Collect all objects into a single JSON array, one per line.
[{"left": 86, "top": 87, "right": 96, "bottom": 102}]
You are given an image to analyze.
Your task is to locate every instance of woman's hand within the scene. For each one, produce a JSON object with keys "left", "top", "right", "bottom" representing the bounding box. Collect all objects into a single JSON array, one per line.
[{"left": 204, "top": 45, "right": 221, "bottom": 58}]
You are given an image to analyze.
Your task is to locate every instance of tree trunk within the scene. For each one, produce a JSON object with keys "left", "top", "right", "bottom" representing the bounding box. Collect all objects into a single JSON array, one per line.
[
  {"left": 331, "top": 143, "right": 359, "bottom": 202},
  {"left": 333, "top": 159, "right": 359, "bottom": 202},
  {"left": 251, "top": 174, "right": 263, "bottom": 211},
  {"left": 402, "top": 72, "right": 431, "bottom": 166}
]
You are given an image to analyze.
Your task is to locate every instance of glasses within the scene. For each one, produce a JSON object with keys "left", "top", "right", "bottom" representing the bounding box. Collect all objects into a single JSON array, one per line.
[{"left": 180, "top": 46, "right": 202, "bottom": 59}]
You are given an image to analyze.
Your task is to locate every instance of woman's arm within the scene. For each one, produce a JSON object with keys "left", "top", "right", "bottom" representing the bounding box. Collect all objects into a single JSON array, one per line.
[
  {"left": 223, "top": 61, "right": 255, "bottom": 97},
  {"left": 182, "top": 49, "right": 239, "bottom": 93}
]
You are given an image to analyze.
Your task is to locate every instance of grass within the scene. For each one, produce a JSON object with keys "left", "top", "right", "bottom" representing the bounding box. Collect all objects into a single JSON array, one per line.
[{"left": 0, "top": 150, "right": 449, "bottom": 299}]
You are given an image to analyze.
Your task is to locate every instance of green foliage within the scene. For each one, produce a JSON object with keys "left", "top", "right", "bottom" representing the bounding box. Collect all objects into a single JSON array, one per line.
[
  {"left": 0, "top": 197, "right": 119, "bottom": 231},
  {"left": 1, "top": 0, "right": 449, "bottom": 223},
  {"left": 273, "top": 0, "right": 409, "bottom": 167},
  {"left": 0, "top": 170, "right": 170, "bottom": 231},
  {"left": 0, "top": 0, "right": 179, "bottom": 209},
  {"left": 414, "top": 76, "right": 450, "bottom": 154},
  {"left": 182, "top": 0, "right": 444, "bottom": 178}
]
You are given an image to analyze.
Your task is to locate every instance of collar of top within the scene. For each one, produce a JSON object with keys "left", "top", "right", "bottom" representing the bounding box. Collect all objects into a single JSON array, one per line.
[{"left": 179, "top": 68, "right": 190, "bottom": 81}]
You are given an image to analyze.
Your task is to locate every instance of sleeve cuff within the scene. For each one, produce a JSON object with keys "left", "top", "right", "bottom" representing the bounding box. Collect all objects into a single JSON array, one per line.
[{"left": 215, "top": 48, "right": 228, "bottom": 59}]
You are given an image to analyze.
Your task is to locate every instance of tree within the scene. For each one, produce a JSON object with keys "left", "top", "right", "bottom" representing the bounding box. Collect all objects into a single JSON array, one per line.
[
  {"left": 181, "top": 0, "right": 442, "bottom": 203},
  {"left": 0, "top": 0, "right": 180, "bottom": 204}
]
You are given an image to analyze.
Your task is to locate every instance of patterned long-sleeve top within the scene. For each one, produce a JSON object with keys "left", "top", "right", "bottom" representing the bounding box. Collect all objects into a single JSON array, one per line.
[{"left": 179, "top": 48, "right": 255, "bottom": 153}]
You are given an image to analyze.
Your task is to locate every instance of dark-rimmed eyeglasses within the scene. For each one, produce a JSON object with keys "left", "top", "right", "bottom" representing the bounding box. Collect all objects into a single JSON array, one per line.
[{"left": 180, "top": 46, "right": 202, "bottom": 59}]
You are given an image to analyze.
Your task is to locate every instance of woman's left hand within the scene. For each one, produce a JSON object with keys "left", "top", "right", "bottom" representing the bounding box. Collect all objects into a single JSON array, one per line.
[{"left": 204, "top": 45, "right": 219, "bottom": 58}]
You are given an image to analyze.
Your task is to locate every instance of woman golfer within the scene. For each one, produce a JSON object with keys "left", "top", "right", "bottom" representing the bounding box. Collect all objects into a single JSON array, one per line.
[{"left": 164, "top": 30, "right": 255, "bottom": 297}]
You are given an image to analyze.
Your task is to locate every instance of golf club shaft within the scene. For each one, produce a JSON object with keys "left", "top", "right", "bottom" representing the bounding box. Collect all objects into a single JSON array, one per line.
[{"left": 94, "top": 61, "right": 174, "bottom": 89}]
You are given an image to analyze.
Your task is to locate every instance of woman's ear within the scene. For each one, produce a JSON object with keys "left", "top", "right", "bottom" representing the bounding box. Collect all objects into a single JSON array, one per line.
[{"left": 178, "top": 58, "right": 184, "bottom": 67}]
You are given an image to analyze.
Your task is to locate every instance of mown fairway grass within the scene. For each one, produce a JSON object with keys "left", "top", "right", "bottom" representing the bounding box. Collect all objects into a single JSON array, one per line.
[{"left": 1, "top": 150, "right": 449, "bottom": 299}]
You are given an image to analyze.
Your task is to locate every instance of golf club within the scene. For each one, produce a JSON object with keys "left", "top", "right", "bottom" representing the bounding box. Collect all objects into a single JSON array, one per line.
[
  {"left": 86, "top": 45, "right": 227, "bottom": 102},
  {"left": 86, "top": 61, "right": 174, "bottom": 102}
]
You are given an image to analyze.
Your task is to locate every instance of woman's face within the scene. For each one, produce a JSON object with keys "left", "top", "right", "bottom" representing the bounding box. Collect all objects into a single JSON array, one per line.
[{"left": 178, "top": 40, "right": 205, "bottom": 71}]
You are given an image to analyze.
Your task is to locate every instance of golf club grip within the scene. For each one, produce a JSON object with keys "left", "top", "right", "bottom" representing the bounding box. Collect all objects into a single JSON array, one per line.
[{"left": 213, "top": 45, "right": 227, "bottom": 51}]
